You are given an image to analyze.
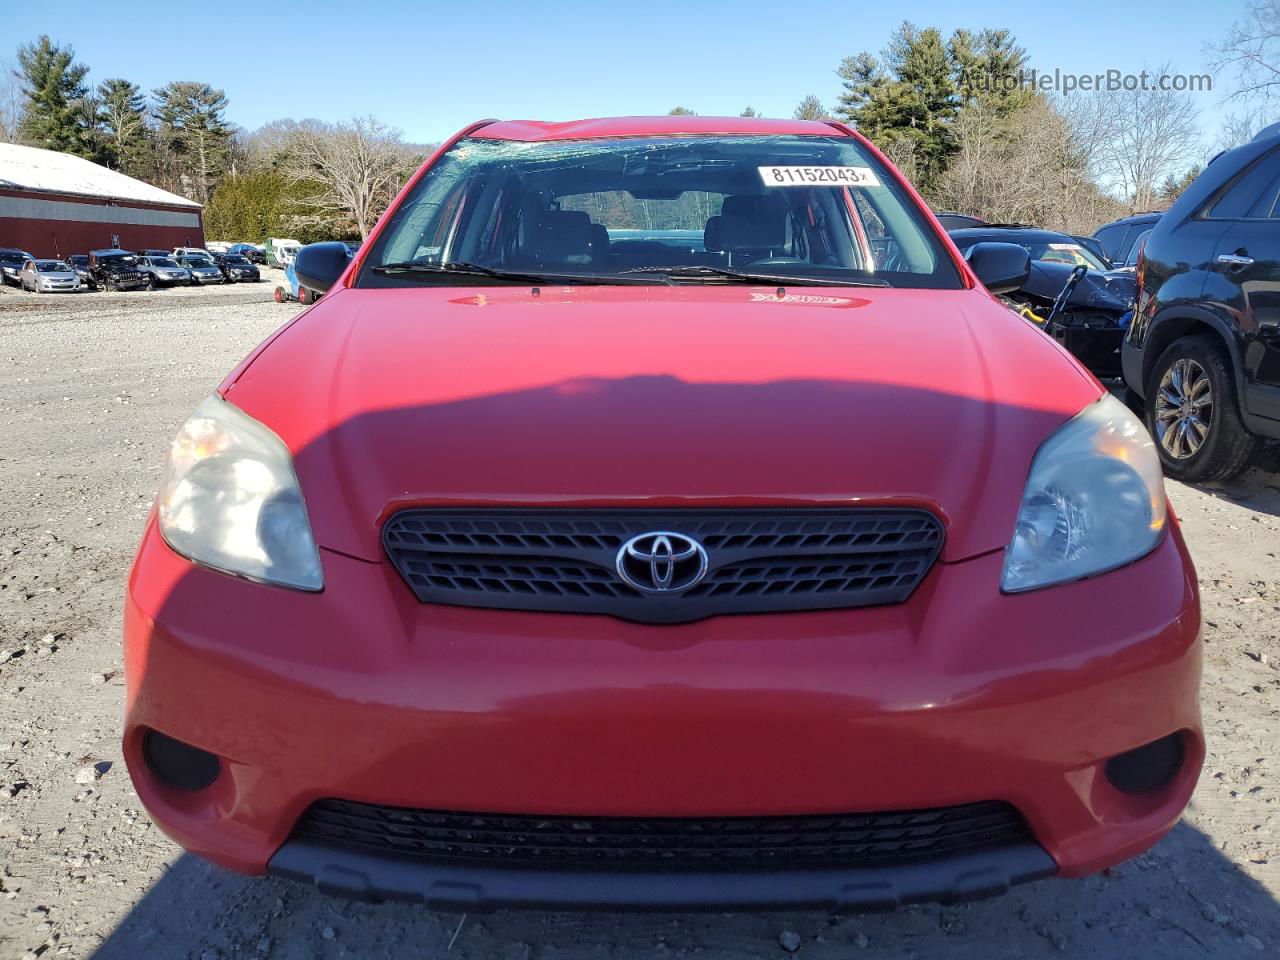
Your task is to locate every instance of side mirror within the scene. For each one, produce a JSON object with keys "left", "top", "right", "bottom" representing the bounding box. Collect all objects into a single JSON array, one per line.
[
  {"left": 294, "top": 242, "right": 353, "bottom": 294},
  {"left": 965, "top": 242, "right": 1032, "bottom": 295}
]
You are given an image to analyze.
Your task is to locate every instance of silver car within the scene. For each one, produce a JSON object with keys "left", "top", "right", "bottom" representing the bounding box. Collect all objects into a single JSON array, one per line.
[
  {"left": 137, "top": 256, "right": 193, "bottom": 288},
  {"left": 19, "top": 258, "right": 80, "bottom": 293},
  {"left": 177, "top": 256, "right": 224, "bottom": 284}
]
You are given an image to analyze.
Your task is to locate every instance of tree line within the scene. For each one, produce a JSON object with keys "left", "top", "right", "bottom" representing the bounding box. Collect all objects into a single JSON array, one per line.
[{"left": 1, "top": 36, "right": 429, "bottom": 242}]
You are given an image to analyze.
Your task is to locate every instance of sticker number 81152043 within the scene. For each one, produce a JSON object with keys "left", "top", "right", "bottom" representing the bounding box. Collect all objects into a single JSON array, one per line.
[{"left": 758, "top": 165, "right": 881, "bottom": 187}]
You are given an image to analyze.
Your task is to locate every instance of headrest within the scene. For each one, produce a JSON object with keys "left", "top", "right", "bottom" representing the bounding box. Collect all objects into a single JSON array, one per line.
[
  {"left": 525, "top": 210, "right": 593, "bottom": 265},
  {"left": 703, "top": 215, "right": 723, "bottom": 252},
  {"left": 717, "top": 194, "right": 786, "bottom": 249}
]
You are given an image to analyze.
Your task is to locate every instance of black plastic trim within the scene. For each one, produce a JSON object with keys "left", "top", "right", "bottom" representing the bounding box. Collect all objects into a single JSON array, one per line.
[
  {"left": 381, "top": 508, "right": 945, "bottom": 624},
  {"left": 268, "top": 840, "right": 1057, "bottom": 912}
]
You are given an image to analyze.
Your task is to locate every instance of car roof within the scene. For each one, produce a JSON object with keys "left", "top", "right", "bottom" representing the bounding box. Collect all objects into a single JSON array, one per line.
[
  {"left": 1098, "top": 213, "right": 1162, "bottom": 228},
  {"left": 471, "top": 115, "right": 846, "bottom": 141}
]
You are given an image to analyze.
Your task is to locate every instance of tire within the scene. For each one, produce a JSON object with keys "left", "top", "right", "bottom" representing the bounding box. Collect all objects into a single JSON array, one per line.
[
  {"left": 1145, "top": 334, "right": 1262, "bottom": 482},
  {"left": 273, "top": 286, "right": 285, "bottom": 303},
  {"left": 144, "top": 275, "right": 154, "bottom": 291},
  {"left": 298, "top": 287, "right": 314, "bottom": 305}
]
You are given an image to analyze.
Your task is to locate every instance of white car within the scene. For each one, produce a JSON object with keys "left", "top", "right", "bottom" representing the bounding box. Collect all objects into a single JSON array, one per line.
[{"left": 19, "top": 258, "right": 80, "bottom": 293}]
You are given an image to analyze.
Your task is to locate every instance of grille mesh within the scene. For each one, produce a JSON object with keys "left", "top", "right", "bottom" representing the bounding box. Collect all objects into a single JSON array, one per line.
[
  {"left": 292, "top": 799, "right": 1032, "bottom": 871},
  {"left": 383, "top": 509, "right": 944, "bottom": 623}
]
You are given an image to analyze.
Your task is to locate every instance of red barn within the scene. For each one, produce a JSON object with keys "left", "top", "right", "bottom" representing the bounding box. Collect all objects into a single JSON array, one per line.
[{"left": 0, "top": 142, "right": 203, "bottom": 257}]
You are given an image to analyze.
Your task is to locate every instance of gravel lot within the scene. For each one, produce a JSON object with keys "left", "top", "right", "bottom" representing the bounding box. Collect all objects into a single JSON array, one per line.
[{"left": 0, "top": 277, "right": 1277, "bottom": 959}]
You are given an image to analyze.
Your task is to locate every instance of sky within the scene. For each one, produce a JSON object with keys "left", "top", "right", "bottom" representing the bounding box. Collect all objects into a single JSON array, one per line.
[{"left": 3, "top": 0, "right": 1250, "bottom": 148}]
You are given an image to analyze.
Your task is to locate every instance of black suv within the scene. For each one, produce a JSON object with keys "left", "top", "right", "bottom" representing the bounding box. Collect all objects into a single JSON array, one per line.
[
  {"left": 1093, "top": 213, "right": 1162, "bottom": 265},
  {"left": 1122, "top": 123, "right": 1280, "bottom": 481},
  {"left": 87, "top": 250, "right": 148, "bottom": 291}
]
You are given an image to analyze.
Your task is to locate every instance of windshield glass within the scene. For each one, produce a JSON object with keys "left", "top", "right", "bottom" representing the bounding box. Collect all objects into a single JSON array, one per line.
[
  {"left": 36, "top": 260, "right": 67, "bottom": 271},
  {"left": 362, "top": 135, "right": 960, "bottom": 288},
  {"left": 98, "top": 253, "right": 135, "bottom": 264},
  {"left": 224, "top": 255, "right": 250, "bottom": 264},
  {"left": 953, "top": 234, "right": 1109, "bottom": 271},
  {"left": 0, "top": 253, "right": 27, "bottom": 265}
]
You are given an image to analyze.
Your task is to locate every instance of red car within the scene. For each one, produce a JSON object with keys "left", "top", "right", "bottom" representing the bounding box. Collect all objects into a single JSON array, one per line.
[{"left": 124, "top": 116, "right": 1201, "bottom": 911}]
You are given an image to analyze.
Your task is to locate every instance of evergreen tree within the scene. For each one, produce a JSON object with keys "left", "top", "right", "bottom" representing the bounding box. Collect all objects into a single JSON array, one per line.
[
  {"left": 153, "top": 81, "right": 231, "bottom": 203},
  {"left": 667, "top": 106, "right": 696, "bottom": 116},
  {"left": 793, "top": 95, "right": 830, "bottom": 121},
  {"left": 740, "top": 106, "right": 759, "bottom": 118},
  {"left": 96, "top": 78, "right": 149, "bottom": 175},
  {"left": 14, "top": 36, "right": 95, "bottom": 156},
  {"left": 950, "top": 28, "right": 1033, "bottom": 116}
]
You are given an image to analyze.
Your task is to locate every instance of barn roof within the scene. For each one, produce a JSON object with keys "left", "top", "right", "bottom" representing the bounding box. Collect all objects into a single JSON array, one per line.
[{"left": 0, "top": 141, "right": 201, "bottom": 209}]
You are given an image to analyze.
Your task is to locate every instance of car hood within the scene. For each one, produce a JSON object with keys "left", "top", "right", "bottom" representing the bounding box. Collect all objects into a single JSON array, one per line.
[{"left": 223, "top": 285, "right": 1102, "bottom": 563}]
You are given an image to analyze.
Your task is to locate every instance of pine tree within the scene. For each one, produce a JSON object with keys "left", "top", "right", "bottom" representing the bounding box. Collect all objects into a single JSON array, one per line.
[
  {"left": 15, "top": 36, "right": 95, "bottom": 156},
  {"left": 667, "top": 106, "right": 696, "bottom": 116},
  {"left": 951, "top": 28, "right": 1032, "bottom": 116},
  {"left": 740, "top": 106, "right": 759, "bottom": 118},
  {"left": 153, "top": 81, "right": 231, "bottom": 204},
  {"left": 96, "top": 78, "right": 148, "bottom": 175},
  {"left": 793, "top": 95, "right": 830, "bottom": 121}
]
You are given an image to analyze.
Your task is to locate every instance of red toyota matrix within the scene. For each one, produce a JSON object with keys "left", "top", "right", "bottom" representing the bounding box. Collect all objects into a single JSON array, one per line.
[{"left": 124, "top": 116, "right": 1201, "bottom": 911}]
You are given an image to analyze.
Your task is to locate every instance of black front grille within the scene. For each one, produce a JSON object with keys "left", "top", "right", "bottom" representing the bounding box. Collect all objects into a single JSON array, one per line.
[
  {"left": 383, "top": 509, "right": 943, "bottom": 623},
  {"left": 292, "top": 799, "right": 1032, "bottom": 871}
]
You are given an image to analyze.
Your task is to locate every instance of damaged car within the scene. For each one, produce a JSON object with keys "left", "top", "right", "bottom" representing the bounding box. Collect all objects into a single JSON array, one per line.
[{"left": 950, "top": 226, "right": 1135, "bottom": 377}]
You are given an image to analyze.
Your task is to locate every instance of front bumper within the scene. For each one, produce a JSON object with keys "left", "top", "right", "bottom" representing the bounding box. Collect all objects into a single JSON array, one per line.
[{"left": 123, "top": 516, "right": 1202, "bottom": 907}]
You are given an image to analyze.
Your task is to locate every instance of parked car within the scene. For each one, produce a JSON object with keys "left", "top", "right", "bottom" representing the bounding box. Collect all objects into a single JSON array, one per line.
[
  {"left": 65, "top": 254, "right": 95, "bottom": 289},
  {"left": 212, "top": 253, "right": 261, "bottom": 282},
  {"left": 265, "top": 237, "right": 301, "bottom": 268},
  {"left": 933, "top": 211, "right": 986, "bottom": 230},
  {"left": 125, "top": 116, "right": 1200, "bottom": 913},
  {"left": 19, "top": 258, "right": 80, "bottom": 293},
  {"left": 227, "top": 243, "right": 266, "bottom": 264},
  {"left": 87, "top": 249, "right": 147, "bottom": 291},
  {"left": 1122, "top": 124, "right": 1280, "bottom": 481},
  {"left": 1111, "top": 229, "right": 1153, "bottom": 273},
  {"left": 205, "top": 241, "right": 233, "bottom": 254},
  {"left": 949, "top": 225, "right": 1133, "bottom": 376},
  {"left": 0, "top": 248, "right": 33, "bottom": 286},
  {"left": 136, "top": 256, "right": 193, "bottom": 288},
  {"left": 1092, "top": 213, "right": 1161, "bottom": 265},
  {"left": 171, "top": 247, "right": 213, "bottom": 260},
  {"left": 177, "top": 255, "right": 224, "bottom": 284},
  {"left": 1071, "top": 234, "right": 1111, "bottom": 266}
]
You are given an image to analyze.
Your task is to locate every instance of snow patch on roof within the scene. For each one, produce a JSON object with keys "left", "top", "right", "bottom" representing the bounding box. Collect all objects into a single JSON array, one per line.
[{"left": 0, "top": 141, "right": 201, "bottom": 208}]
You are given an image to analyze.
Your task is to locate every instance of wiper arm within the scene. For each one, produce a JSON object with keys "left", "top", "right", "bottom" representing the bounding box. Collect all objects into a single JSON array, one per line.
[
  {"left": 371, "top": 260, "right": 670, "bottom": 286},
  {"left": 617, "top": 264, "right": 890, "bottom": 287}
]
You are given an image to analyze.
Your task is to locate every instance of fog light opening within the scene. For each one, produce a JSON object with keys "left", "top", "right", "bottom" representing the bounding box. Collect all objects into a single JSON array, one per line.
[
  {"left": 143, "top": 729, "right": 222, "bottom": 791},
  {"left": 1105, "top": 733, "right": 1185, "bottom": 795}
]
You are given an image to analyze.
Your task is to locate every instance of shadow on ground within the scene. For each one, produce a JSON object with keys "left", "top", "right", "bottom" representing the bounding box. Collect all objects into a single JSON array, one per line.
[{"left": 92, "top": 822, "right": 1277, "bottom": 959}]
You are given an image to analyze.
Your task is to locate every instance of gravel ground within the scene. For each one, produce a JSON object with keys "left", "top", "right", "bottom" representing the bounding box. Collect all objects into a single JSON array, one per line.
[{"left": 0, "top": 278, "right": 1276, "bottom": 959}]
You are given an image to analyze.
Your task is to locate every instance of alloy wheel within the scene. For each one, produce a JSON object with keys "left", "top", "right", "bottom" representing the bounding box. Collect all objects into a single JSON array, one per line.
[{"left": 1153, "top": 357, "right": 1212, "bottom": 459}]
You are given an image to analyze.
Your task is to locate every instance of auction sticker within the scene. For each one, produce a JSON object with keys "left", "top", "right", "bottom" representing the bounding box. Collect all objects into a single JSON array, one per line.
[{"left": 758, "top": 165, "right": 881, "bottom": 187}]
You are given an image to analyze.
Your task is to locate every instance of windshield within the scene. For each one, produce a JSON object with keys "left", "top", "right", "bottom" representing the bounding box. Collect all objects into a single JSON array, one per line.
[
  {"left": 0, "top": 253, "right": 27, "bottom": 266},
  {"left": 224, "top": 255, "right": 250, "bottom": 264},
  {"left": 98, "top": 253, "right": 135, "bottom": 264},
  {"left": 153, "top": 258, "right": 179, "bottom": 267},
  {"left": 36, "top": 260, "right": 67, "bottom": 272},
  {"left": 361, "top": 135, "right": 960, "bottom": 288},
  {"left": 953, "top": 234, "right": 1109, "bottom": 271}
]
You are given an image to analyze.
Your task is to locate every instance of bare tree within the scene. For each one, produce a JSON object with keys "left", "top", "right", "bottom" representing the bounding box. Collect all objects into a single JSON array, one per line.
[
  {"left": 281, "top": 115, "right": 412, "bottom": 240},
  {"left": 0, "top": 60, "right": 22, "bottom": 142},
  {"left": 1209, "top": 0, "right": 1280, "bottom": 102},
  {"left": 1094, "top": 67, "right": 1200, "bottom": 212}
]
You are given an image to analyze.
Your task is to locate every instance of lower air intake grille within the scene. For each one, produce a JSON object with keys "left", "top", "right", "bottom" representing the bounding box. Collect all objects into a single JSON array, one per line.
[
  {"left": 382, "top": 509, "right": 944, "bottom": 623},
  {"left": 292, "top": 799, "right": 1032, "bottom": 871}
]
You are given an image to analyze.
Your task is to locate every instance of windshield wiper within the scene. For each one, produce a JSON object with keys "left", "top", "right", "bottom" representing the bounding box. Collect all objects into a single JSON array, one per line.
[
  {"left": 371, "top": 260, "right": 670, "bottom": 286},
  {"left": 618, "top": 264, "right": 891, "bottom": 287}
]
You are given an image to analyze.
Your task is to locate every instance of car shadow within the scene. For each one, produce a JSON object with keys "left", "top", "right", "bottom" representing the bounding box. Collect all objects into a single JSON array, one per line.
[{"left": 92, "top": 821, "right": 1277, "bottom": 959}]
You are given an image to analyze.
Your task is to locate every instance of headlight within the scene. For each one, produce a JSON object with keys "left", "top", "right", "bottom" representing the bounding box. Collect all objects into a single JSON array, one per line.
[
  {"left": 157, "top": 395, "right": 323, "bottom": 590},
  {"left": 1002, "top": 394, "right": 1166, "bottom": 593}
]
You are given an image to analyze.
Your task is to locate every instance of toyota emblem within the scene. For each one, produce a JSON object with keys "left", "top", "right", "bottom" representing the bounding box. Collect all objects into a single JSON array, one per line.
[{"left": 615, "top": 532, "right": 709, "bottom": 593}]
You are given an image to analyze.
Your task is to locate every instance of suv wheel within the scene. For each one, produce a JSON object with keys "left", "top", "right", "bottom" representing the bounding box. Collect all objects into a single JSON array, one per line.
[{"left": 1146, "top": 335, "right": 1261, "bottom": 481}]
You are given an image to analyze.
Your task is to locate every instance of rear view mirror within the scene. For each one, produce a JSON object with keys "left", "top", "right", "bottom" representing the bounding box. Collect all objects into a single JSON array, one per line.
[
  {"left": 965, "top": 242, "right": 1032, "bottom": 295},
  {"left": 294, "top": 242, "right": 353, "bottom": 294}
]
